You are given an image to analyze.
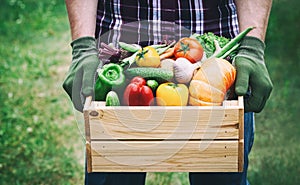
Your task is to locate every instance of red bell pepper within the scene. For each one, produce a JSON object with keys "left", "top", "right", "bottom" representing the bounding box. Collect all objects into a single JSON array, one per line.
[{"left": 123, "top": 77, "right": 154, "bottom": 106}]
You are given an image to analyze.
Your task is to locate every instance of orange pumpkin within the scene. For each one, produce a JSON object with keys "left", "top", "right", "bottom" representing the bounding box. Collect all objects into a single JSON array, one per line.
[{"left": 189, "top": 58, "right": 236, "bottom": 106}]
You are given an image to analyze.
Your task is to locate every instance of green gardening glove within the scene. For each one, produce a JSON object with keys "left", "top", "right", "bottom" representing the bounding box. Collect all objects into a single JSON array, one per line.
[
  {"left": 234, "top": 36, "right": 273, "bottom": 113},
  {"left": 62, "top": 37, "right": 101, "bottom": 112}
]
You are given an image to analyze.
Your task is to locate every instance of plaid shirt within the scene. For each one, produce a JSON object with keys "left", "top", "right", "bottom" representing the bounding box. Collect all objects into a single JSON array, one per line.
[{"left": 96, "top": 0, "right": 239, "bottom": 46}]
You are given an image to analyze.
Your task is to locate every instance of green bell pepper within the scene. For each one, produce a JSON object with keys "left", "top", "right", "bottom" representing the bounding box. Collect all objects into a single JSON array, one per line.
[{"left": 94, "top": 63, "right": 125, "bottom": 101}]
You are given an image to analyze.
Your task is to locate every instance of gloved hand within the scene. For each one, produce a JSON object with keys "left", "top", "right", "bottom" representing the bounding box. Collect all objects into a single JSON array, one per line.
[
  {"left": 62, "top": 37, "right": 101, "bottom": 112},
  {"left": 234, "top": 36, "right": 273, "bottom": 113}
]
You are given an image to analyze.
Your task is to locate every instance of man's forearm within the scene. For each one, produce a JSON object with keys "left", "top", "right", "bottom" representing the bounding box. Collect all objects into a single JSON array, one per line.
[
  {"left": 65, "top": 0, "right": 98, "bottom": 40},
  {"left": 235, "top": 0, "right": 273, "bottom": 41}
]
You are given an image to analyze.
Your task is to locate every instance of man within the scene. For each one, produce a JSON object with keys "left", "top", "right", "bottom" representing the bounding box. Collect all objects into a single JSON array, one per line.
[{"left": 63, "top": 1, "right": 273, "bottom": 185}]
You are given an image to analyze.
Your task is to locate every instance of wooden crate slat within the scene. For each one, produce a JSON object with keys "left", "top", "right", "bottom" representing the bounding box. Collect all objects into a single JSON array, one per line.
[
  {"left": 90, "top": 140, "right": 238, "bottom": 172},
  {"left": 92, "top": 162, "right": 238, "bottom": 172},
  {"left": 91, "top": 140, "right": 238, "bottom": 155},
  {"left": 89, "top": 108, "right": 239, "bottom": 140},
  {"left": 91, "top": 165, "right": 238, "bottom": 172}
]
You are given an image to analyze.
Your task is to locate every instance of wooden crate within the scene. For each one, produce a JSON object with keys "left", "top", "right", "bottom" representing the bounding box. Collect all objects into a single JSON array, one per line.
[{"left": 83, "top": 96, "right": 244, "bottom": 173}]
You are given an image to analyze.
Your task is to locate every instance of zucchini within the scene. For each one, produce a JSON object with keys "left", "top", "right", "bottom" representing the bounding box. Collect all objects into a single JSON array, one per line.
[
  {"left": 105, "top": 91, "right": 120, "bottom": 106},
  {"left": 125, "top": 67, "right": 174, "bottom": 83}
]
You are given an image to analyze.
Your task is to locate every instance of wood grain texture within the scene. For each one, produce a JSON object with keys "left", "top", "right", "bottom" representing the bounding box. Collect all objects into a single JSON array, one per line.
[
  {"left": 90, "top": 140, "right": 238, "bottom": 172},
  {"left": 89, "top": 107, "right": 240, "bottom": 140},
  {"left": 83, "top": 101, "right": 92, "bottom": 173},
  {"left": 84, "top": 97, "right": 244, "bottom": 172},
  {"left": 238, "top": 96, "right": 244, "bottom": 172}
]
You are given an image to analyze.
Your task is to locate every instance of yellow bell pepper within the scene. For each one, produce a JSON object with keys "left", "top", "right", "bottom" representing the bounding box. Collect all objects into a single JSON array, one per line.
[
  {"left": 156, "top": 82, "right": 189, "bottom": 106},
  {"left": 135, "top": 46, "right": 160, "bottom": 67}
]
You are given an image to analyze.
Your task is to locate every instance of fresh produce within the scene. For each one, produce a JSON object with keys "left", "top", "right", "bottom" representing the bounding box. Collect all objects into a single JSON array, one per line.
[
  {"left": 189, "top": 58, "right": 236, "bottom": 106},
  {"left": 159, "top": 48, "right": 175, "bottom": 60},
  {"left": 146, "top": 79, "right": 159, "bottom": 93},
  {"left": 120, "top": 51, "right": 139, "bottom": 67},
  {"left": 135, "top": 46, "right": 160, "bottom": 67},
  {"left": 97, "top": 63, "right": 125, "bottom": 86},
  {"left": 174, "top": 37, "right": 204, "bottom": 63},
  {"left": 156, "top": 82, "right": 189, "bottom": 106},
  {"left": 94, "top": 77, "right": 112, "bottom": 101},
  {"left": 119, "top": 42, "right": 141, "bottom": 53},
  {"left": 123, "top": 77, "right": 154, "bottom": 106},
  {"left": 119, "top": 42, "right": 175, "bottom": 67},
  {"left": 98, "top": 42, "right": 121, "bottom": 63},
  {"left": 94, "top": 63, "right": 125, "bottom": 101},
  {"left": 160, "top": 58, "right": 175, "bottom": 72},
  {"left": 149, "top": 43, "right": 167, "bottom": 49},
  {"left": 191, "top": 27, "right": 254, "bottom": 59},
  {"left": 213, "top": 27, "right": 254, "bottom": 58},
  {"left": 156, "top": 41, "right": 176, "bottom": 55},
  {"left": 173, "top": 57, "right": 202, "bottom": 84},
  {"left": 105, "top": 91, "right": 120, "bottom": 106},
  {"left": 98, "top": 42, "right": 132, "bottom": 64},
  {"left": 191, "top": 32, "right": 230, "bottom": 58},
  {"left": 125, "top": 67, "right": 174, "bottom": 83},
  {"left": 94, "top": 26, "right": 255, "bottom": 106}
]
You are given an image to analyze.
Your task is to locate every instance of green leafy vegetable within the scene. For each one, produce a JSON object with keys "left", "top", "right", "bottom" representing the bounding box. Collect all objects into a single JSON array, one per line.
[
  {"left": 191, "top": 32, "right": 230, "bottom": 58},
  {"left": 191, "top": 27, "right": 254, "bottom": 59}
]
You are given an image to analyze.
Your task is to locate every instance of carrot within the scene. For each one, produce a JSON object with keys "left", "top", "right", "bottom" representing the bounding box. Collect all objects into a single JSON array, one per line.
[{"left": 159, "top": 47, "right": 174, "bottom": 60}]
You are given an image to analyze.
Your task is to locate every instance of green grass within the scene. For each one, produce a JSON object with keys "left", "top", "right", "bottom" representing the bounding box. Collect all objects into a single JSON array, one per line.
[
  {"left": 0, "top": 1, "right": 84, "bottom": 184},
  {"left": 1, "top": 0, "right": 299, "bottom": 184},
  {"left": 146, "top": 172, "right": 189, "bottom": 185},
  {"left": 245, "top": 1, "right": 300, "bottom": 183},
  {"left": 247, "top": 55, "right": 300, "bottom": 184}
]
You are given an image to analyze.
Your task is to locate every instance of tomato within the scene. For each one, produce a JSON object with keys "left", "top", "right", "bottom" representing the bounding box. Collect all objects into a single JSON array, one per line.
[
  {"left": 174, "top": 37, "right": 204, "bottom": 63},
  {"left": 156, "top": 82, "right": 189, "bottom": 106},
  {"left": 135, "top": 46, "right": 160, "bottom": 67}
]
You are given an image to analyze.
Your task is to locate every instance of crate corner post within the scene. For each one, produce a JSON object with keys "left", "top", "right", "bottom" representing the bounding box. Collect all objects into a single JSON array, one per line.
[
  {"left": 84, "top": 96, "right": 93, "bottom": 173},
  {"left": 238, "top": 96, "right": 244, "bottom": 172}
]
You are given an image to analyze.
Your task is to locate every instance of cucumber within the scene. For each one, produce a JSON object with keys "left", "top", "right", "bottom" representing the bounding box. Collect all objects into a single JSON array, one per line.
[
  {"left": 105, "top": 91, "right": 120, "bottom": 106},
  {"left": 146, "top": 79, "right": 159, "bottom": 96},
  {"left": 146, "top": 79, "right": 159, "bottom": 92},
  {"left": 125, "top": 67, "right": 174, "bottom": 83}
]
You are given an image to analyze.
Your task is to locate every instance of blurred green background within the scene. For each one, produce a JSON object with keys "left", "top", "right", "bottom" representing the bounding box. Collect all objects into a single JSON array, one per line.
[{"left": 0, "top": 0, "right": 299, "bottom": 184}]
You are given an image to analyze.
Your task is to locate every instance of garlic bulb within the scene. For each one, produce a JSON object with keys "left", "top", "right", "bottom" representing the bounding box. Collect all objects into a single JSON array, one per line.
[
  {"left": 173, "top": 57, "right": 202, "bottom": 84},
  {"left": 160, "top": 58, "right": 175, "bottom": 72}
]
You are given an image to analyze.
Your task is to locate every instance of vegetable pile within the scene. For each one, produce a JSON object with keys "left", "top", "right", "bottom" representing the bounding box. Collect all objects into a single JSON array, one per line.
[{"left": 95, "top": 27, "right": 254, "bottom": 106}]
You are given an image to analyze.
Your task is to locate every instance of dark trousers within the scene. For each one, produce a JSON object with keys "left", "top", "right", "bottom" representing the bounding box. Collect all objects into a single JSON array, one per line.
[{"left": 85, "top": 171, "right": 146, "bottom": 185}]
